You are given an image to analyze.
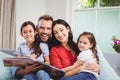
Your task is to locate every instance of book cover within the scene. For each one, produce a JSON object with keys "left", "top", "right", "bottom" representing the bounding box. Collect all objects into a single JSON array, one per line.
[{"left": 3, "top": 57, "right": 65, "bottom": 79}]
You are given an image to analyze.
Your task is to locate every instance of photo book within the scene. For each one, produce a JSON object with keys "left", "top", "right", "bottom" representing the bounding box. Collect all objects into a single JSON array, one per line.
[{"left": 3, "top": 57, "right": 65, "bottom": 79}]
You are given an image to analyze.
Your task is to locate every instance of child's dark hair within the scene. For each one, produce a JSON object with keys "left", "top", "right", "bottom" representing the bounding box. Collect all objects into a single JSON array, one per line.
[
  {"left": 77, "top": 32, "right": 99, "bottom": 62},
  {"left": 20, "top": 21, "right": 36, "bottom": 33},
  {"left": 20, "top": 21, "right": 42, "bottom": 56},
  {"left": 32, "top": 34, "right": 42, "bottom": 57}
]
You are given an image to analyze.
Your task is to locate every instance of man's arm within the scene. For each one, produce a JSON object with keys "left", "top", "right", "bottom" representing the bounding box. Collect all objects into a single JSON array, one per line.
[{"left": 16, "top": 63, "right": 44, "bottom": 76}]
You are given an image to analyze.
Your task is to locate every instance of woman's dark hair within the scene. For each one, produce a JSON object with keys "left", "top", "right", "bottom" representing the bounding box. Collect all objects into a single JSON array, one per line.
[
  {"left": 20, "top": 21, "right": 42, "bottom": 56},
  {"left": 77, "top": 32, "right": 99, "bottom": 62},
  {"left": 50, "top": 19, "right": 79, "bottom": 54}
]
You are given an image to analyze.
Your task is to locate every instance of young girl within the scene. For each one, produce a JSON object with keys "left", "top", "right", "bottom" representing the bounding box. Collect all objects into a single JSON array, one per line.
[
  {"left": 62, "top": 32, "right": 99, "bottom": 80},
  {"left": 13, "top": 21, "right": 50, "bottom": 80}
]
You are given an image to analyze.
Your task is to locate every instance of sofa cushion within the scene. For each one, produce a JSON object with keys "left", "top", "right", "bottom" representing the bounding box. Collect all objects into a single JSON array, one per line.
[
  {"left": 97, "top": 46, "right": 120, "bottom": 80},
  {"left": 0, "top": 51, "right": 13, "bottom": 80}
]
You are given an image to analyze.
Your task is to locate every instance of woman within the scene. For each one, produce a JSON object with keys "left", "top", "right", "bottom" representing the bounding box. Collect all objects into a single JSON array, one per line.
[{"left": 50, "top": 19, "right": 100, "bottom": 80}]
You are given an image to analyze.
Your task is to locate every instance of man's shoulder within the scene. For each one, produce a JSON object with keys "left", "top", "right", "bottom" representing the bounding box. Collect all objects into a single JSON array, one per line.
[{"left": 40, "top": 42, "right": 48, "bottom": 46}]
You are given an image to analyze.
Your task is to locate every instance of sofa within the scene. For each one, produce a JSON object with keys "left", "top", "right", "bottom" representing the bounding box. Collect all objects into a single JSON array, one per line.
[{"left": 0, "top": 49, "right": 120, "bottom": 80}]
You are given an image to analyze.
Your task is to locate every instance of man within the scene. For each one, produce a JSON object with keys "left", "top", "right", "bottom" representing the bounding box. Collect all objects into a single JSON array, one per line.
[
  {"left": 36, "top": 15, "right": 53, "bottom": 50},
  {"left": 36, "top": 15, "right": 53, "bottom": 43},
  {"left": 11, "top": 15, "right": 53, "bottom": 80}
]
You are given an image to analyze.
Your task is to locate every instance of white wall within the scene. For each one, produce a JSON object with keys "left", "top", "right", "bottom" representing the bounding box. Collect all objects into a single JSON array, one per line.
[
  {"left": 16, "top": 0, "right": 45, "bottom": 47},
  {"left": 45, "top": 0, "right": 73, "bottom": 30},
  {"left": 16, "top": 0, "right": 72, "bottom": 48},
  {"left": 45, "top": 0, "right": 66, "bottom": 20}
]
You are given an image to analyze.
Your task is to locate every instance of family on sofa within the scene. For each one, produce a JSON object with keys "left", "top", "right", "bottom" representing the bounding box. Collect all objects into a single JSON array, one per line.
[{"left": 0, "top": 14, "right": 120, "bottom": 80}]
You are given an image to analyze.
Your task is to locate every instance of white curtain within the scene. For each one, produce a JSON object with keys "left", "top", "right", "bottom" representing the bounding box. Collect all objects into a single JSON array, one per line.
[{"left": 0, "top": 0, "right": 16, "bottom": 49}]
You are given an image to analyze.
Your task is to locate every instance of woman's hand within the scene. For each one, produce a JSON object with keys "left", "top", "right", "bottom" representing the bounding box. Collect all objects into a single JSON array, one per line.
[{"left": 84, "top": 63, "right": 100, "bottom": 73}]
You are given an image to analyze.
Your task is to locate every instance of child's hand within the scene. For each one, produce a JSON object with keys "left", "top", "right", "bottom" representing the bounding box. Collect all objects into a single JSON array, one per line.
[
  {"left": 30, "top": 54, "right": 37, "bottom": 60},
  {"left": 16, "top": 54, "right": 22, "bottom": 58}
]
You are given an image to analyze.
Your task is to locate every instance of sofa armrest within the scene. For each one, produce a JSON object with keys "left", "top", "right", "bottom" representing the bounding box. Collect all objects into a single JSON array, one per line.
[
  {"left": 104, "top": 53, "right": 120, "bottom": 77},
  {"left": 0, "top": 49, "right": 15, "bottom": 55}
]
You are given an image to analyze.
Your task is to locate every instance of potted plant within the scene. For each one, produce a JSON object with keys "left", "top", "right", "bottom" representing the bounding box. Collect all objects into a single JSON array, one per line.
[{"left": 112, "top": 36, "right": 120, "bottom": 53}]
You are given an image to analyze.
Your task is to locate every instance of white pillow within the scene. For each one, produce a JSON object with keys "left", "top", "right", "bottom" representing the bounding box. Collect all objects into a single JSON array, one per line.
[
  {"left": 0, "top": 51, "right": 13, "bottom": 80},
  {"left": 97, "top": 46, "right": 120, "bottom": 80}
]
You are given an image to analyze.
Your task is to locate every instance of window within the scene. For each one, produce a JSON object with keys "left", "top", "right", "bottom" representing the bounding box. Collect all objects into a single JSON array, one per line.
[
  {"left": 73, "top": 0, "right": 120, "bottom": 53},
  {"left": 100, "top": 0, "right": 120, "bottom": 7},
  {"left": 77, "top": 0, "right": 120, "bottom": 8},
  {"left": 78, "top": 0, "right": 97, "bottom": 8}
]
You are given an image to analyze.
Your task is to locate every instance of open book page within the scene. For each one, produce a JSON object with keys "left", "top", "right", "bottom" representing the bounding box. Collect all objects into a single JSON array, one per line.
[{"left": 3, "top": 57, "right": 65, "bottom": 79}]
